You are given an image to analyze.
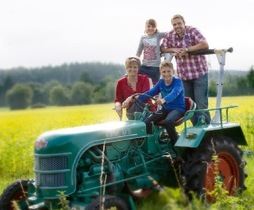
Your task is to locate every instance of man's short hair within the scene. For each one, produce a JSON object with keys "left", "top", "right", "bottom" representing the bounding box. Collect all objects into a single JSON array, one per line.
[{"left": 171, "top": 14, "right": 185, "bottom": 24}]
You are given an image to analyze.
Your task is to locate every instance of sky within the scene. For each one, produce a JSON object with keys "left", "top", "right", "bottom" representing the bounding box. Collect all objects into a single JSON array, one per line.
[{"left": 0, "top": 0, "right": 253, "bottom": 71}]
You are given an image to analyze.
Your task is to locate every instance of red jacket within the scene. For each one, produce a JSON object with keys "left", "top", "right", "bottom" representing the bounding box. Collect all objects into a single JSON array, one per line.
[{"left": 115, "top": 74, "right": 155, "bottom": 111}]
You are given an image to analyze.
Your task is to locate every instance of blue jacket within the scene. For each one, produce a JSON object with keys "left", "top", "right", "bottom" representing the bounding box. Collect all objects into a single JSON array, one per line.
[{"left": 139, "top": 77, "right": 185, "bottom": 112}]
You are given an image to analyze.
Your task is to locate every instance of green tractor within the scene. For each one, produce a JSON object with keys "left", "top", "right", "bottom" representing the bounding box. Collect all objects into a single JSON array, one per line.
[{"left": 0, "top": 48, "right": 248, "bottom": 210}]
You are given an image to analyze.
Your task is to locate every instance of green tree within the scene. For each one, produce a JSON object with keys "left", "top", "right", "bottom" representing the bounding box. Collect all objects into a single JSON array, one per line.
[
  {"left": 236, "top": 77, "right": 248, "bottom": 95},
  {"left": 3, "top": 75, "right": 14, "bottom": 91},
  {"left": 0, "top": 76, "right": 14, "bottom": 106},
  {"left": 71, "top": 81, "right": 93, "bottom": 105},
  {"left": 93, "top": 76, "right": 116, "bottom": 103},
  {"left": 27, "top": 82, "right": 44, "bottom": 105},
  {"left": 6, "top": 83, "right": 33, "bottom": 110},
  {"left": 105, "top": 81, "right": 116, "bottom": 102},
  {"left": 79, "top": 72, "right": 93, "bottom": 85},
  {"left": 223, "top": 75, "right": 238, "bottom": 96},
  {"left": 247, "top": 65, "right": 254, "bottom": 94},
  {"left": 0, "top": 84, "right": 4, "bottom": 106},
  {"left": 49, "top": 85, "right": 70, "bottom": 106},
  {"left": 42, "top": 80, "right": 61, "bottom": 104},
  {"left": 208, "top": 79, "right": 217, "bottom": 97}
]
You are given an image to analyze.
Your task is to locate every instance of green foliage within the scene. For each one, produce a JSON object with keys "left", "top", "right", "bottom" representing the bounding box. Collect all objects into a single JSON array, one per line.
[
  {"left": 0, "top": 76, "right": 14, "bottom": 106},
  {"left": 236, "top": 77, "right": 249, "bottom": 95},
  {"left": 1, "top": 63, "right": 253, "bottom": 110},
  {"left": 207, "top": 153, "right": 252, "bottom": 210},
  {"left": 206, "top": 154, "right": 239, "bottom": 209},
  {"left": 137, "top": 154, "right": 254, "bottom": 210},
  {"left": 12, "top": 201, "right": 21, "bottom": 210},
  {"left": 93, "top": 76, "right": 117, "bottom": 103},
  {"left": 6, "top": 83, "right": 33, "bottom": 110},
  {"left": 49, "top": 85, "right": 70, "bottom": 106},
  {"left": 27, "top": 82, "right": 44, "bottom": 104},
  {"left": 0, "top": 63, "right": 126, "bottom": 108},
  {"left": 246, "top": 66, "right": 254, "bottom": 92},
  {"left": 208, "top": 68, "right": 254, "bottom": 96},
  {"left": 208, "top": 79, "right": 217, "bottom": 97},
  {"left": 42, "top": 80, "right": 62, "bottom": 104},
  {"left": 0, "top": 62, "right": 125, "bottom": 85},
  {"left": 79, "top": 71, "right": 93, "bottom": 84},
  {"left": 58, "top": 191, "right": 70, "bottom": 210},
  {"left": 71, "top": 81, "right": 93, "bottom": 105}
]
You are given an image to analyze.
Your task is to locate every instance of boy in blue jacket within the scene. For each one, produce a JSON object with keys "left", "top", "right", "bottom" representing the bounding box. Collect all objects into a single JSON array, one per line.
[{"left": 138, "top": 61, "right": 185, "bottom": 143}]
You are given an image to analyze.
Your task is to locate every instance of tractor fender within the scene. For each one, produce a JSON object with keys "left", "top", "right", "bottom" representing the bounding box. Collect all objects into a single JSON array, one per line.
[{"left": 175, "top": 123, "right": 247, "bottom": 148}]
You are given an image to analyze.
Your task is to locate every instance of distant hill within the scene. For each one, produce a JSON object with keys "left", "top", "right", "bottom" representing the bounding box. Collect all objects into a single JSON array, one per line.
[{"left": 0, "top": 62, "right": 126, "bottom": 85}]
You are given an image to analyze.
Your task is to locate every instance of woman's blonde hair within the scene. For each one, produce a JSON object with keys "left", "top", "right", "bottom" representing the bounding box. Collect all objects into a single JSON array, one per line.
[{"left": 125, "top": 57, "right": 141, "bottom": 68}]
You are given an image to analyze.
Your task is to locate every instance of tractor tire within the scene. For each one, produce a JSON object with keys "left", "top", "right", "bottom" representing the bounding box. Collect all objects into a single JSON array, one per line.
[
  {"left": 182, "top": 136, "right": 247, "bottom": 202},
  {"left": 86, "top": 195, "right": 129, "bottom": 210},
  {"left": 0, "top": 179, "right": 29, "bottom": 210}
]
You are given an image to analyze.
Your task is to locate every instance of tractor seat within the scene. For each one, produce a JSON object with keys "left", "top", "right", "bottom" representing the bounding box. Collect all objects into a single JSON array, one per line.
[{"left": 155, "top": 97, "right": 196, "bottom": 126}]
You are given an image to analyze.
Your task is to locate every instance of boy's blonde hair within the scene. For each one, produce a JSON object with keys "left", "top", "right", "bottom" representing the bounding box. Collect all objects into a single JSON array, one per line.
[
  {"left": 160, "top": 61, "right": 174, "bottom": 72},
  {"left": 125, "top": 57, "right": 141, "bottom": 68}
]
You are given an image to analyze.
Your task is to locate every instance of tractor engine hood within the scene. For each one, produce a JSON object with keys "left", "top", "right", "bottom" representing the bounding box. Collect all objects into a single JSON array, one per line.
[
  {"left": 33, "top": 121, "right": 147, "bottom": 198},
  {"left": 34, "top": 120, "right": 147, "bottom": 154}
]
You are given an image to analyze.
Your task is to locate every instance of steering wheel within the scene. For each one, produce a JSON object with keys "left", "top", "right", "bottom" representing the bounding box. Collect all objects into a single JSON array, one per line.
[{"left": 132, "top": 93, "right": 165, "bottom": 113}]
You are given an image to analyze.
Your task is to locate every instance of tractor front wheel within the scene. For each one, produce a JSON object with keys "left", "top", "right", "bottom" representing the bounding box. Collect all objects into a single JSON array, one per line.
[
  {"left": 0, "top": 179, "right": 29, "bottom": 210},
  {"left": 182, "top": 136, "right": 247, "bottom": 202}
]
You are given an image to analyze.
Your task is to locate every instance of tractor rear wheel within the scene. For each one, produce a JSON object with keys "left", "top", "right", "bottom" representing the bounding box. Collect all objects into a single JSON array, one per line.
[
  {"left": 182, "top": 136, "right": 247, "bottom": 202},
  {"left": 0, "top": 179, "right": 29, "bottom": 210},
  {"left": 86, "top": 195, "right": 129, "bottom": 210}
]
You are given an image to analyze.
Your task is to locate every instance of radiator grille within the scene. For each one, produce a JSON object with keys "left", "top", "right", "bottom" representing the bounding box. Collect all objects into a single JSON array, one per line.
[
  {"left": 34, "top": 155, "right": 69, "bottom": 187},
  {"left": 36, "top": 173, "right": 66, "bottom": 187},
  {"left": 35, "top": 156, "right": 68, "bottom": 170}
]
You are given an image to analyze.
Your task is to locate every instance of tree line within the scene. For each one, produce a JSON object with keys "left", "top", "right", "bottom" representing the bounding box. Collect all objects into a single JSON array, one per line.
[
  {"left": 0, "top": 62, "right": 125, "bottom": 109},
  {"left": 0, "top": 62, "right": 253, "bottom": 110}
]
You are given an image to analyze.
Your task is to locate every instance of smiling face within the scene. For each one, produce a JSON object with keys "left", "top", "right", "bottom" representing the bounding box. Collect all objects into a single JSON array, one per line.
[
  {"left": 171, "top": 16, "right": 186, "bottom": 37},
  {"left": 145, "top": 19, "right": 158, "bottom": 36},
  {"left": 126, "top": 63, "right": 139, "bottom": 76},
  {"left": 125, "top": 57, "right": 140, "bottom": 76},
  {"left": 160, "top": 66, "right": 174, "bottom": 83},
  {"left": 160, "top": 61, "right": 174, "bottom": 84},
  {"left": 145, "top": 23, "right": 157, "bottom": 36}
]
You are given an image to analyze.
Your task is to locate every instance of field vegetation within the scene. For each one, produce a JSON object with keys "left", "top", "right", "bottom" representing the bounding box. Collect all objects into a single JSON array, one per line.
[{"left": 0, "top": 96, "right": 253, "bottom": 209}]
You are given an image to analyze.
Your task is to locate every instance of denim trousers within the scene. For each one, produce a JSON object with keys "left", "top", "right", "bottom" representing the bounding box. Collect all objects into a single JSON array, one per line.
[
  {"left": 139, "top": 65, "right": 160, "bottom": 85},
  {"left": 183, "top": 73, "right": 211, "bottom": 125},
  {"left": 144, "top": 109, "right": 183, "bottom": 143},
  {"left": 126, "top": 101, "right": 145, "bottom": 120}
]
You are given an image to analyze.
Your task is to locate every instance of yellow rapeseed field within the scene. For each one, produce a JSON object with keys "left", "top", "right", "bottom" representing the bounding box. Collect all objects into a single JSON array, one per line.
[{"left": 0, "top": 96, "right": 253, "bottom": 194}]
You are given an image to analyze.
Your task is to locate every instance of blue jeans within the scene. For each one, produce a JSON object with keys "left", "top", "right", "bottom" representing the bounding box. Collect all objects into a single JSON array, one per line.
[
  {"left": 183, "top": 73, "right": 211, "bottom": 125},
  {"left": 139, "top": 65, "right": 160, "bottom": 85},
  {"left": 144, "top": 108, "right": 183, "bottom": 143},
  {"left": 126, "top": 101, "right": 145, "bottom": 120}
]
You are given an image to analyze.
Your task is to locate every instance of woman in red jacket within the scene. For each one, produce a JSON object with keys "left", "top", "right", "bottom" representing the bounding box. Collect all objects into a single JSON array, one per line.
[{"left": 114, "top": 56, "right": 154, "bottom": 120}]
